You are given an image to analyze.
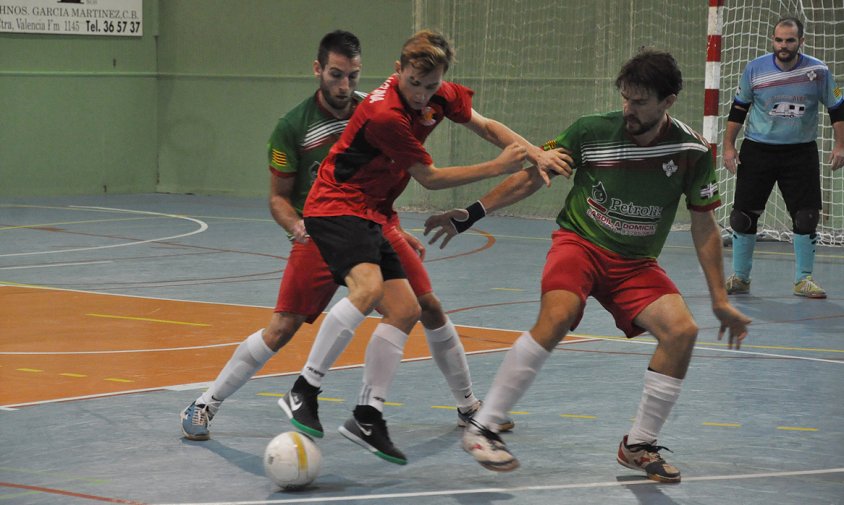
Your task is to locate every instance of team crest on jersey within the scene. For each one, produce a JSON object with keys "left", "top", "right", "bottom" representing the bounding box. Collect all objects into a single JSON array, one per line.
[
  {"left": 420, "top": 106, "right": 437, "bottom": 126},
  {"left": 834, "top": 87, "right": 842, "bottom": 99},
  {"left": 806, "top": 70, "right": 817, "bottom": 81},
  {"left": 699, "top": 181, "right": 719, "bottom": 199},
  {"left": 662, "top": 160, "right": 678, "bottom": 177}
]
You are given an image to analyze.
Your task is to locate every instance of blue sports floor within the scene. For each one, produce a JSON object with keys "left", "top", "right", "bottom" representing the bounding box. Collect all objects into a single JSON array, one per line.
[{"left": 1, "top": 194, "right": 843, "bottom": 505}]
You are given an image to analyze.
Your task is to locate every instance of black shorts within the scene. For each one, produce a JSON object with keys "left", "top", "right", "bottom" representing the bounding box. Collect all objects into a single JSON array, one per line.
[
  {"left": 304, "top": 215, "right": 406, "bottom": 285},
  {"left": 733, "top": 139, "right": 821, "bottom": 215}
]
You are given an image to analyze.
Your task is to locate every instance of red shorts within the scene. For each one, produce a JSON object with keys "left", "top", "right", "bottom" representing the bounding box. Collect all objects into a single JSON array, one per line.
[
  {"left": 383, "top": 224, "right": 433, "bottom": 298},
  {"left": 274, "top": 239, "right": 338, "bottom": 324},
  {"left": 541, "top": 229, "right": 679, "bottom": 337},
  {"left": 274, "top": 223, "right": 432, "bottom": 322}
]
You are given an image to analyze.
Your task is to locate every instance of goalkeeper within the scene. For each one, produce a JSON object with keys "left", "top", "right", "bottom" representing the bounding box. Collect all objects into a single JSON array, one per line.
[
  {"left": 425, "top": 49, "right": 750, "bottom": 482},
  {"left": 722, "top": 16, "right": 844, "bottom": 298}
]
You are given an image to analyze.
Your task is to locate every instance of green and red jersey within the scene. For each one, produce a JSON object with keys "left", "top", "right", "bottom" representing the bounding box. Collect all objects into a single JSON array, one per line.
[
  {"left": 267, "top": 90, "right": 365, "bottom": 215},
  {"left": 543, "top": 111, "right": 720, "bottom": 259}
]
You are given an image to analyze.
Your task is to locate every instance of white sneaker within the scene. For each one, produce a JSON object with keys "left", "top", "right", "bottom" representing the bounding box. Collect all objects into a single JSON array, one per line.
[{"left": 462, "top": 421, "right": 519, "bottom": 472}]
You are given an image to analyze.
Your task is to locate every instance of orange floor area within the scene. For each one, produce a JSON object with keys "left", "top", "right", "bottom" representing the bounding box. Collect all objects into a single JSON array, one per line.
[{"left": 0, "top": 286, "right": 529, "bottom": 407}]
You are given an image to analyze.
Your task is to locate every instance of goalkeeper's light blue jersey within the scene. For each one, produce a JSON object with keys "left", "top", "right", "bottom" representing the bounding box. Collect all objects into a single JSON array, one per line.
[{"left": 735, "top": 53, "right": 843, "bottom": 145}]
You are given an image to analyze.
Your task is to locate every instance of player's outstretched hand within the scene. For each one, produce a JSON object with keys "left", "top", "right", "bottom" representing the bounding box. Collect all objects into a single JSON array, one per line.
[
  {"left": 424, "top": 209, "right": 467, "bottom": 249},
  {"left": 533, "top": 147, "right": 574, "bottom": 186},
  {"left": 714, "top": 303, "right": 751, "bottom": 350},
  {"left": 497, "top": 143, "right": 528, "bottom": 174}
]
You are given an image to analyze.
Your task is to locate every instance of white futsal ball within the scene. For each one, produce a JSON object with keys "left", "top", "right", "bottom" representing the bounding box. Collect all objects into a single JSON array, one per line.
[{"left": 263, "top": 431, "right": 322, "bottom": 489}]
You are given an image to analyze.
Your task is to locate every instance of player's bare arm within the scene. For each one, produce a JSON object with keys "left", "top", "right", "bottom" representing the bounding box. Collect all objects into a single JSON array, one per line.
[
  {"left": 689, "top": 209, "right": 751, "bottom": 348},
  {"left": 722, "top": 103, "right": 749, "bottom": 174},
  {"left": 830, "top": 120, "right": 844, "bottom": 171},
  {"left": 462, "top": 108, "right": 573, "bottom": 185},
  {"left": 269, "top": 174, "right": 308, "bottom": 243},
  {"left": 424, "top": 166, "right": 546, "bottom": 248},
  {"left": 407, "top": 142, "right": 526, "bottom": 190}
]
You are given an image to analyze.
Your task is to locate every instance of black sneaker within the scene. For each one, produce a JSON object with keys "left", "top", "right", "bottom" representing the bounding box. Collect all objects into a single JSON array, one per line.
[
  {"left": 278, "top": 376, "right": 323, "bottom": 438},
  {"left": 338, "top": 406, "right": 407, "bottom": 465}
]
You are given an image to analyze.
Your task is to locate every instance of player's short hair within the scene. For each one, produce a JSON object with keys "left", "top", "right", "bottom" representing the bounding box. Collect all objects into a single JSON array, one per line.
[
  {"left": 615, "top": 49, "right": 683, "bottom": 101},
  {"left": 399, "top": 29, "right": 454, "bottom": 75},
  {"left": 774, "top": 16, "right": 804, "bottom": 38},
  {"left": 317, "top": 30, "right": 361, "bottom": 67}
]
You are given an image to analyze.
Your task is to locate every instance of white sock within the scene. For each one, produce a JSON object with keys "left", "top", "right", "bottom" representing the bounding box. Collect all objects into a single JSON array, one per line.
[
  {"left": 301, "top": 297, "right": 366, "bottom": 387},
  {"left": 474, "top": 332, "right": 550, "bottom": 432},
  {"left": 425, "top": 317, "right": 477, "bottom": 408},
  {"left": 359, "top": 323, "right": 408, "bottom": 412},
  {"left": 198, "top": 329, "right": 276, "bottom": 409},
  {"left": 627, "top": 370, "right": 683, "bottom": 445}
]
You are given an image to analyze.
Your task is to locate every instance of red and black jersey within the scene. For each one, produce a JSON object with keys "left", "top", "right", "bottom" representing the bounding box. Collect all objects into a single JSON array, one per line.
[{"left": 304, "top": 74, "right": 474, "bottom": 224}]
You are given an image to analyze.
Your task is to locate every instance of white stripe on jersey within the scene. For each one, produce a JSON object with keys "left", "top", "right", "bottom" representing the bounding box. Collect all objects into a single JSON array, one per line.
[
  {"left": 582, "top": 141, "right": 709, "bottom": 162},
  {"left": 302, "top": 119, "right": 348, "bottom": 150},
  {"left": 750, "top": 63, "right": 827, "bottom": 88}
]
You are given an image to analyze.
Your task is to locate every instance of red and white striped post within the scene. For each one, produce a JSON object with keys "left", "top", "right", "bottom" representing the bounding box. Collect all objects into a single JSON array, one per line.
[{"left": 703, "top": 0, "right": 724, "bottom": 162}]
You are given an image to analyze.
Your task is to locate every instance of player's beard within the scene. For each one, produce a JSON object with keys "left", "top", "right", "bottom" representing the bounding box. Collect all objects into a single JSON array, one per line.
[
  {"left": 319, "top": 81, "right": 352, "bottom": 112},
  {"left": 775, "top": 48, "right": 798, "bottom": 64},
  {"left": 623, "top": 115, "right": 660, "bottom": 136}
]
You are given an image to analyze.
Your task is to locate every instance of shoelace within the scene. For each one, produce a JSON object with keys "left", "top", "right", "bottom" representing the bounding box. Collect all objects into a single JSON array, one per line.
[
  {"left": 469, "top": 418, "right": 504, "bottom": 444},
  {"left": 191, "top": 404, "right": 209, "bottom": 425},
  {"left": 626, "top": 441, "right": 673, "bottom": 459}
]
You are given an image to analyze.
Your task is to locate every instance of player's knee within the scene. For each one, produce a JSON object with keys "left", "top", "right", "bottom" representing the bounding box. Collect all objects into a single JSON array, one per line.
[
  {"left": 729, "top": 208, "right": 758, "bottom": 234},
  {"left": 393, "top": 301, "right": 421, "bottom": 332},
  {"left": 417, "top": 293, "right": 443, "bottom": 321},
  {"left": 792, "top": 208, "right": 819, "bottom": 235},
  {"left": 264, "top": 315, "right": 304, "bottom": 351}
]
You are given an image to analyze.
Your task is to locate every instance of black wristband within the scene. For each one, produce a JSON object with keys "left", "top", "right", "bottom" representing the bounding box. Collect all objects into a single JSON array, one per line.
[
  {"left": 727, "top": 101, "right": 749, "bottom": 124},
  {"left": 830, "top": 104, "right": 844, "bottom": 124},
  {"left": 450, "top": 201, "right": 486, "bottom": 233}
]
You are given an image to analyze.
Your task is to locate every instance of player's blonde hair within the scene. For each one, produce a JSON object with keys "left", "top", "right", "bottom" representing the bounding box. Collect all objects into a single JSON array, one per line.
[{"left": 399, "top": 29, "right": 454, "bottom": 75}]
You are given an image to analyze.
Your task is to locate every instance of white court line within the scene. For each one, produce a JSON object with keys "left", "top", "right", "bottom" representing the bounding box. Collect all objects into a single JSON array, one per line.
[
  {"left": 0, "top": 260, "right": 113, "bottom": 270},
  {"left": 0, "top": 205, "right": 208, "bottom": 257},
  {"left": 584, "top": 334, "right": 844, "bottom": 365},
  {"left": 152, "top": 467, "right": 844, "bottom": 505}
]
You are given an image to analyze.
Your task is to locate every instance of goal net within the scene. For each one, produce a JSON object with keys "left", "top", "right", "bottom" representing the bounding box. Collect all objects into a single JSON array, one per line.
[
  {"left": 715, "top": 1, "right": 844, "bottom": 246},
  {"left": 403, "top": 0, "right": 709, "bottom": 219}
]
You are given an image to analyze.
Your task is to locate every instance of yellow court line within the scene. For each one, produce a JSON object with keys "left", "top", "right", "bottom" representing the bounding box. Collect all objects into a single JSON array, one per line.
[
  {"left": 703, "top": 422, "right": 741, "bottom": 428},
  {"left": 777, "top": 426, "right": 818, "bottom": 432},
  {"left": 560, "top": 414, "right": 597, "bottom": 419},
  {"left": 105, "top": 378, "right": 133, "bottom": 383},
  {"left": 86, "top": 313, "right": 211, "bottom": 327},
  {"left": 16, "top": 368, "right": 43, "bottom": 373},
  {"left": 60, "top": 373, "right": 87, "bottom": 378}
]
